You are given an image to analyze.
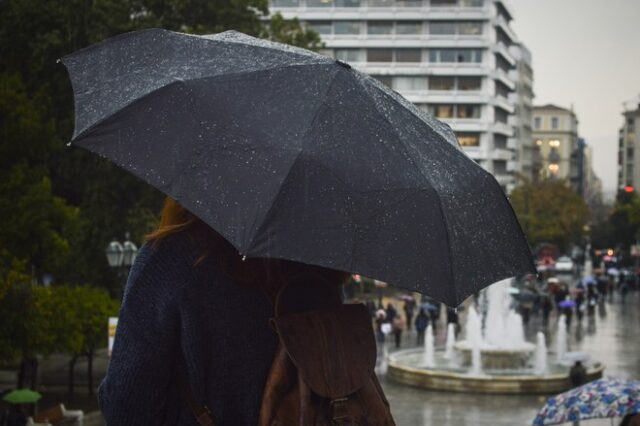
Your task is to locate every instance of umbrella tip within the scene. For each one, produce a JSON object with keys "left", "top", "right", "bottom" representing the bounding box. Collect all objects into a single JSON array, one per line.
[
  {"left": 56, "top": 58, "right": 61, "bottom": 64},
  {"left": 66, "top": 141, "right": 72, "bottom": 147},
  {"left": 335, "top": 59, "right": 352, "bottom": 70},
  {"left": 241, "top": 255, "right": 247, "bottom": 262}
]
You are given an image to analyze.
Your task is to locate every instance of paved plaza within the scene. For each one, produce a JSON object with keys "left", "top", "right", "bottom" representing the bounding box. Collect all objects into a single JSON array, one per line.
[
  {"left": 20, "top": 281, "right": 640, "bottom": 426},
  {"left": 379, "top": 286, "right": 640, "bottom": 425}
]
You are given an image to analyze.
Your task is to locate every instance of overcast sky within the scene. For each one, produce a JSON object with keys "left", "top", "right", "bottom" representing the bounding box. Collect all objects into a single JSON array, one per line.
[{"left": 509, "top": 0, "right": 640, "bottom": 198}]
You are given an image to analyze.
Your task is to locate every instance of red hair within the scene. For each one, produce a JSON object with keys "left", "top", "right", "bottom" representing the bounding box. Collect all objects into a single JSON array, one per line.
[{"left": 146, "top": 197, "right": 349, "bottom": 294}]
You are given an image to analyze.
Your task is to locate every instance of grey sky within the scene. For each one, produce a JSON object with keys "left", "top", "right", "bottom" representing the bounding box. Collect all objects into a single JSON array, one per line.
[{"left": 509, "top": 0, "right": 640, "bottom": 198}]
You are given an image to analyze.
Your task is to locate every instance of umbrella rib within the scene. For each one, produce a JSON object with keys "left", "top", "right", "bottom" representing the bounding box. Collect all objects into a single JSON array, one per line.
[
  {"left": 244, "top": 66, "right": 343, "bottom": 254},
  {"left": 354, "top": 77, "right": 459, "bottom": 304}
]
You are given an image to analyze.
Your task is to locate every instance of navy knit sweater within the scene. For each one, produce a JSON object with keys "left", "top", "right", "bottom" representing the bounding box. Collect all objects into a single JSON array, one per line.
[{"left": 99, "top": 231, "right": 278, "bottom": 425}]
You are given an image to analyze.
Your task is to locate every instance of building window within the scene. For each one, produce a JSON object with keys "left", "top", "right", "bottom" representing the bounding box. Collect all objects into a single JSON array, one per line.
[
  {"left": 429, "top": 22, "right": 456, "bottom": 35},
  {"left": 429, "top": 104, "right": 455, "bottom": 118},
  {"left": 461, "top": 0, "right": 483, "bottom": 6},
  {"left": 551, "top": 117, "right": 559, "bottom": 129},
  {"left": 272, "top": 0, "right": 299, "bottom": 6},
  {"left": 368, "top": 21, "right": 393, "bottom": 35},
  {"left": 494, "top": 134, "right": 508, "bottom": 149},
  {"left": 628, "top": 148, "right": 634, "bottom": 159},
  {"left": 371, "top": 75, "right": 393, "bottom": 87},
  {"left": 429, "top": 49, "right": 482, "bottom": 63},
  {"left": 369, "top": 0, "right": 394, "bottom": 7},
  {"left": 495, "top": 107, "right": 509, "bottom": 124},
  {"left": 495, "top": 81, "right": 511, "bottom": 98},
  {"left": 335, "top": 49, "right": 363, "bottom": 62},
  {"left": 457, "top": 133, "right": 481, "bottom": 147},
  {"left": 457, "top": 76, "right": 482, "bottom": 90},
  {"left": 367, "top": 49, "right": 393, "bottom": 62},
  {"left": 549, "top": 139, "right": 560, "bottom": 148},
  {"left": 396, "top": 0, "right": 422, "bottom": 6},
  {"left": 335, "top": 0, "right": 361, "bottom": 6},
  {"left": 429, "top": 76, "right": 455, "bottom": 90},
  {"left": 534, "top": 117, "right": 541, "bottom": 129},
  {"left": 308, "top": 21, "right": 332, "bottom": 34},
  {"left": 393, "top": 76, "right": 428, "bottom": 91},
  {"left": 494, "top": 160, "right": 507, "bottom": 174},
  {"left": 459, "top": 21, "right": 483, "bottom": 35},
  {"left": 334, "top": 21, "right": 361, "bottom": 35},
  {"left": 306, "top": 0, "right": 332, "bottom": 7},
  {"left": 430, "top": 0, "right": 457, "bottom": 6},
  {"left": 395, "top": 49, "right": 422, "bottom": 62},
  {"left": 457, "top": 104, "right": 481, "bottom": 119},
  {"left": 396, "top": 21, "right": 423, "bottom": 34}
]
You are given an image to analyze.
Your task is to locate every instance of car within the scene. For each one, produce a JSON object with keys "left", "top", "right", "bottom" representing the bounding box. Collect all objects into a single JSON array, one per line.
[{"left": 555, "top": 256, "right": 574, "bottom": 273}]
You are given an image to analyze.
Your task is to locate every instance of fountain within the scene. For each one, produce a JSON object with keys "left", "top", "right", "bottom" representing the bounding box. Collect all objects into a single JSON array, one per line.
[
  {"left": 423, "top": 324, "right": 435, "bottom": 367},
  {"left": 444, "top": 323, "right": 456, "bottom": 361},
  {"left": 387, "top": 279, "right": 604, "bottom": 394},
  {"left": 534, "top": 332, "right": 547, "bottom": 375}
]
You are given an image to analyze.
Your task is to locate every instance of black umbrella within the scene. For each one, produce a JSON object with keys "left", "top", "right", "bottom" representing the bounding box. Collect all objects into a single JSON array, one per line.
[{"left": 61, "top": 28, "right": 534, "bottom": 306}]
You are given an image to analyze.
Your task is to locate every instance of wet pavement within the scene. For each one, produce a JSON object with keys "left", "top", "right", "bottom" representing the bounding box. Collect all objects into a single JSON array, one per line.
[{"left": 377, "top": 285, "right": 640, "bottom": 426}]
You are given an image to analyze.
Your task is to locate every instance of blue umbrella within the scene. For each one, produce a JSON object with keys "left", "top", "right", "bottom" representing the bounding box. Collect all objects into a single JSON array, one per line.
[
  {"left": 420, "top": 302, "right": 439, "bottom": 313},
  {"left": 559, "top": 299, "right": 576, "bottom": 309},
  {"left": 581, "top": 276, "right": 596, "bottom": 286},
  {"left": 532, "top": 378, "right": 640, "bottom": 425}
]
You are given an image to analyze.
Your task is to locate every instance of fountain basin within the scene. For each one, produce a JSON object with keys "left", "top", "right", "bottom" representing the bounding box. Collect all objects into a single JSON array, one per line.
[
  {"left": 454, "top": 341, "right": 536, "bottom": 370},
  {"left": 387, "top": 349, "right": 605, "bottom": 394}
]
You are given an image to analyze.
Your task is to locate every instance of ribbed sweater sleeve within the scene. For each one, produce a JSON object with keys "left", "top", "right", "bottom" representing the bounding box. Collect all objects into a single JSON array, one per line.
[{"left": 98, "top": 239, "right": 189, "bottom": 425}]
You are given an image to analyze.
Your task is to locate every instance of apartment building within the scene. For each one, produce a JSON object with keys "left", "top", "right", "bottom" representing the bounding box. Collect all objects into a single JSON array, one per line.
[
  {"left": 270, "top": 0, "right": 529, "bottom": 192},
  {"left": 531, "top": 104, "right": 581, "bottom": 191},
  {"left": 618, "top": 96, "right": 640, "bottom": 191}
]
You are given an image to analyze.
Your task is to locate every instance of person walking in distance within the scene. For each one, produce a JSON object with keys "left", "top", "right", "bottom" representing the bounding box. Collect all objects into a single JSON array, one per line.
[{"left": 414, "top": 308, "right": 429, "bottom": 345}]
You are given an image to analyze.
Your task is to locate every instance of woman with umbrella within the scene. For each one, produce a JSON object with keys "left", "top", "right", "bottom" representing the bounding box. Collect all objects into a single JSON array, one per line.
[{"left": 61, "top": 29, "right": 535, "bottom": 425}]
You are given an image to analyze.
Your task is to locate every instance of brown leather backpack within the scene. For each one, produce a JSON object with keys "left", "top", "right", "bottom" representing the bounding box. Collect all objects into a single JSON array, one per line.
[
  {"left": 181, "top": 284, "right": 395, "bottom": 426},
  {"left": 257, "top": 284, "right": 396, "bottom": 426}
]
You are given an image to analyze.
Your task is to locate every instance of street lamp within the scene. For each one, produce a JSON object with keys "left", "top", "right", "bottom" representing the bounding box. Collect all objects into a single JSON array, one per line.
[{"left": 106, "top": 233, "right": 138, "bottom": 294}]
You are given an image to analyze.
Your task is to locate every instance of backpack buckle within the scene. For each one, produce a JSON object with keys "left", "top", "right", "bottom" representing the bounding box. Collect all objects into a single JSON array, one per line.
[{"left": 330, "top": 397, "right": 349, "bottom": 421}]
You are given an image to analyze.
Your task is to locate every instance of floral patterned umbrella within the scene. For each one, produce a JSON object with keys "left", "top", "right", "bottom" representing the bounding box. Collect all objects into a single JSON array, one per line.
[{"left": 532, "top": 378, "right": 640, "bottom": 425}]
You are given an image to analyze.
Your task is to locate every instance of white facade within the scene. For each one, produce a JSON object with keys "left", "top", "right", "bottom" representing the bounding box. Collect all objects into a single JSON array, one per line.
[
  {"left": 618, "top": 96, "right": 640, "bottom": 191},
  {"left": 270, "top": 0, "right": 528, "bottom": 192}
]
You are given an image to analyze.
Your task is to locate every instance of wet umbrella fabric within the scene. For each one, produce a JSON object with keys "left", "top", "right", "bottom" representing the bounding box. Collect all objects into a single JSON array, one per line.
[
  {"left": 532, "top": 378, "right": 640, "bottom": 425},
  {"left": 61, "top": 28, "right": 534, "bottom": 306}
]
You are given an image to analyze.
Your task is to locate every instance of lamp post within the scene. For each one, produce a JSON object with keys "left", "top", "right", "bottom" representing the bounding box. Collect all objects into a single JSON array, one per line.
[{"left": 105, "top": 232, "right": 138, "bottom": 295}]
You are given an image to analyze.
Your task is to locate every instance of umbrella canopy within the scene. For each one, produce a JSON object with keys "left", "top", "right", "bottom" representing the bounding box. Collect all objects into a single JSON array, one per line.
[
  {"left": 3, "top": 389, "right": 42, "bottom": 404},
  {"left": 532, "top": 378, "right": 640, "bottom": 426},
  {"left": 607, "top": 268, "right": 621, "bottom": 276},
  {"left": 61, "top": 29, "right": 534, "bottom": 306},
  {"left": 559, "top": 299, "right": 576, "bottom": 309},
  {"left": 581, "top": 276, "right": 596, "bottom": 286}
]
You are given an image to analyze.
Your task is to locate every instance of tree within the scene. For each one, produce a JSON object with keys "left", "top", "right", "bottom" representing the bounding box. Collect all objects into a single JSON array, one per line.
[
  {"left": 0, "top": 0, "right": 321, "bottom": 293},
  {"left": 262, "top": 13, "right": 323, "bottom": 50},
  {"left": 510, "top": 180, "right": 590, "bottom": 253}
]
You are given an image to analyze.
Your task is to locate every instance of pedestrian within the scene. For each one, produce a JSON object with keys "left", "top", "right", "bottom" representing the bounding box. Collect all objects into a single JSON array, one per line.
[
  {"left": 415, "top": 308, "right": 429, "bottom": 345},
  {"left": 366, "top": 299, "right": 377, "bottom": 318},
  {"left": 386, "top": 303, "right": 397, "bottom": 326},
  {"left": 563, "top": 305, "right": 573, "bottom": 328},
  {"left": 446, "top": 307, "right": 460, "bottom": 334},
  {"left": 575, "top": 291, "right": 585, "bottom": 323},
  {"left": 569, "top": 361, "right": 587, "bottom": 388},
  {"left": 542, "top": 296, "right": 552, "bottom": 326},
  {"left": 403, "top": 301, "right": 414, "bottom": 331},
  {"left": 392, "top": 314, "right": 405, "bottom": 349},
  {"left": 99, "top": 197, "right": 352, "bottom": 425},
  {"left": 375, "top": 309, "right": 387, "bottom": 343}
]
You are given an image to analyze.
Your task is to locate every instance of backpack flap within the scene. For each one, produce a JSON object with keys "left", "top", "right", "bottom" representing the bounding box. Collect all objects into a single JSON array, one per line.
[{"left": 271, "top": 303, "right": 376, "bottom": 400}]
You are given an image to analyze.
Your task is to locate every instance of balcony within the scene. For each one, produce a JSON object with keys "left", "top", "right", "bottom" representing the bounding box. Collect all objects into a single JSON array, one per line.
[
  {"left": 492, "top": 15, "right": 517, "bottom": 44},
  {"left": 492, "top": 148, "right": 513, "bottom": 161},
  {"left": 492, "top": 43, "right": 516, "bottom": 66},
  {"left": 491, "top": 69, "right": 515, "bottom": 90}
]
